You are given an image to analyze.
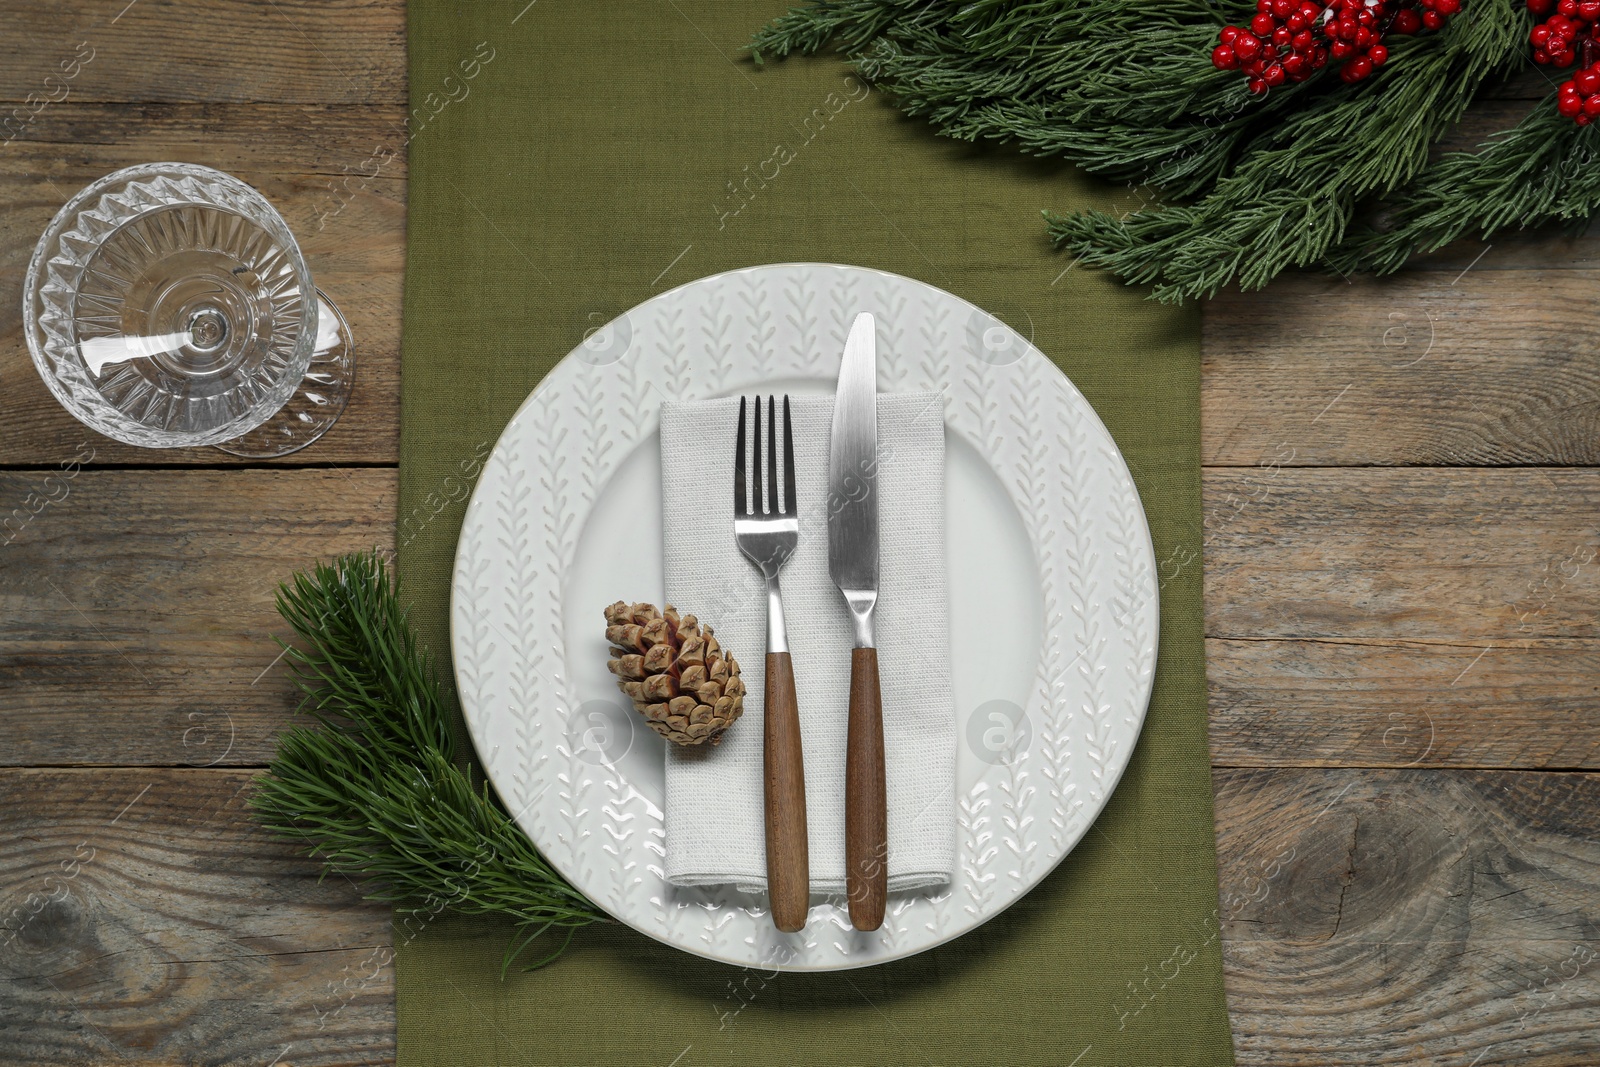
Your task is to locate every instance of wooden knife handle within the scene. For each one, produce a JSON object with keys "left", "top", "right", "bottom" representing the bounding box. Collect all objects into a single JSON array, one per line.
[
  {"left": 845, "top": 646, "right": 887, "bottom": 932},
  {"left": 764, "top": 651, "right": 809, "bottom": 932}
]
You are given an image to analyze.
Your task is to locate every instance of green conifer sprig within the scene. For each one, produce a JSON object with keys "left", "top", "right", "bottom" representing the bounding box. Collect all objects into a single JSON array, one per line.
[
  {"left": 753, "top": 0, "right": 1596, "bottom": 302},
  {"left": 250, "top": 552, "right": 606, "bottom": 973}
]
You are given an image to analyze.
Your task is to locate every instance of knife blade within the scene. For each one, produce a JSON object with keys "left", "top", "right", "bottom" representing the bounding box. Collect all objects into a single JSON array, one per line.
[
  {"left": 828, "top": 312, "right": 879, "bottom": 607},
  {"left": 827, "top": 311, "right": 887, "bottom": 932}
]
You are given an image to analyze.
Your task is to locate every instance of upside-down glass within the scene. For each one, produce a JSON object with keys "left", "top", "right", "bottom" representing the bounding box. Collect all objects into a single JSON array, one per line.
[{"left": 23, "top": 162, "right": 353, "bottom": 457}]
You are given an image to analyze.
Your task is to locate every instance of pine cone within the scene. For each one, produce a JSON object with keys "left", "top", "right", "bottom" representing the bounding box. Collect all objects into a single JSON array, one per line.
[{"left": 604, "top": 601, "right": 746, "bottom": 746}]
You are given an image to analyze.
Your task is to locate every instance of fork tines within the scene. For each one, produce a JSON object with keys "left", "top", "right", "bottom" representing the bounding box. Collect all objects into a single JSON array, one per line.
[{"left": 735, "top": 395, "right": 796, "bottom": 519}]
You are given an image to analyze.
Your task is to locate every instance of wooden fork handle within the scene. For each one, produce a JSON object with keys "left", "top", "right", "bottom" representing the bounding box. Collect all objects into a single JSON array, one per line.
[
  {"left": 845, "top": 646, "right": 887, "bottom": 931},
  {"left": 764, "top": 651, "right": 809, "bottom": 932}
]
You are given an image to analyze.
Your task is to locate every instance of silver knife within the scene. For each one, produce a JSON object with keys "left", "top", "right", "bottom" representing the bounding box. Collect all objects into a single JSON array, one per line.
[{"left": 827, "top": 311, "right": 887, "bottom": 932}]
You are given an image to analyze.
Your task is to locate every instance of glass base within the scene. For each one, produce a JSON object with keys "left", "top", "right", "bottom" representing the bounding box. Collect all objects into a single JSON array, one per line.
[{"left": 214, "top": 290, "right": 354, "bottom": 458}]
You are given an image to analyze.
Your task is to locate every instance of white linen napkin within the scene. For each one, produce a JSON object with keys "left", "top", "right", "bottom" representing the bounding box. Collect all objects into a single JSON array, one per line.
[{"left": 659, "top": 393, "right": 954, "bottom": 895}]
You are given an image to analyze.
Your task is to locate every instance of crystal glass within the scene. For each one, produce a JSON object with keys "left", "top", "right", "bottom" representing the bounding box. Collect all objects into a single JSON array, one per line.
[{"left": 23, "top": 162, "right": 354, "bottom": 456}]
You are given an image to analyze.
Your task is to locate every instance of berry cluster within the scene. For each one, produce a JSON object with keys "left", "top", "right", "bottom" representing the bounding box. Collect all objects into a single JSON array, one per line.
[
  {"left": 1558, "top": 62, "right": 1600, "bottom": 123},
  {"left": 1212, "top": 1, "right": 1331, "bottom": 93},
  {"left": 1212, "top": 0, "right": 1462, "bottom": 93},
  {"left": 1529, "top": 0, "right": 1600, "bottom": 68}
]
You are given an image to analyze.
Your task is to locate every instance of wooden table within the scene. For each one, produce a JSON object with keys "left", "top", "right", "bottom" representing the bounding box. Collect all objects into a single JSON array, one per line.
[{"left": 2, "top": 4, "right": 1596, "bottom": 1064}]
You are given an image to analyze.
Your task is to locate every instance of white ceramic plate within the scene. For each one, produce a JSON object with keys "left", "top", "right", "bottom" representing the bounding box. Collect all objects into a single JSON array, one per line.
[{"left": 452, "top": 263, "right": 1157, "bottom": 971}]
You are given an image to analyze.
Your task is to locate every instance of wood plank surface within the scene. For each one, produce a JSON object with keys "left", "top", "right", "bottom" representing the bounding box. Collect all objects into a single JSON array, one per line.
[
  {"left": 0, "top": 468, "right": 396, "bottom": 768},
  {"left": 1208, "top": 637, "right": 1600, "bottom": 770},
  {"left": 0, "top": 1, "right": 404, "bottom": 104},
  {"left": 1204, "top": 467, "right": 1600, "bottom": 643},
  {"left": 0, "top": 768, "right": 393, "bottom": 1066},
  {"left": 1205, "top": 467, "right": 1600, "bottom": 770},
  {"left": 1219, "top": 768, "right": 1600, "bottom": 1067},
  {"left": 1202, "top": 269, "right": 1600, "bottom": 468},
  {"left": 0, "top": 103, "right": 404, "bottom": 467}
]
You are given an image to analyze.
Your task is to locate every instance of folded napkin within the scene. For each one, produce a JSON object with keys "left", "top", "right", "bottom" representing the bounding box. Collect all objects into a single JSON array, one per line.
[{"left": 659, "top": 393, "right": 953, "bottom": 895}]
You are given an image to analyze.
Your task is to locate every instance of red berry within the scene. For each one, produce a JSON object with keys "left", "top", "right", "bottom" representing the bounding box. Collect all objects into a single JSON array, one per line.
[
  {"left": 1560, "top": 0, "right": 1580, "bottom": 15},
  {"left": 1393, "top": 8, "right": 1422, "bottom": 32},
  {"left": 1213, "top": 44, "right": 1239, "bottom": 69},
  {"left": 1248, "top": 76, "right": 1269, "bottom": 93},
  {"left": 1578, "top": 67, "right": 1600, "bottom": 92},
  {"left": 1556, "top": 46, "right": 1578, "bottom": 64},
  {"left": 1530, "top": 0, "right": 1555, "bottom": 12},
  {"left": 1273, "top": 25, "right": 1293, "bottom": 47},
  {"left": 1235, "top": 33, "right": 1262, "bottom": 59},
  {"left": 1533, "top": 24, "right": 1554, "bottom": 46},
  {"left": 1342, "top": 55, "right": 1374, "bottom": 81},
  {"left": 1332, "top": 40, "right": 1354, "bottom": 57},
  {"left": 1273, "top": 0, "right": 1295, "bottom": 17},
  {"left": 1436, "top": 0, "right": 1461, "bottom": 13},
  {"left": 1221, "top": 25, "right": 1241, "bottom": 44},
  {"left": 1578, "top": 113, "right": 1592, "bottom": 124},
  {"left": 1264, "top": 62, "right": 1287, "bottom": 85},
  {"left": 1288, "top": 12, "right": 1308, "bottom": 30},
  {"left": 1293, "top": 29, "right": 1313, "bottom": 49},
  {"left": 1284, "top": 53, "right": 1309, "bottom": 77},
  {"left": 1560, "top": 92, "right": 1585, "bottom": 114},
  {"left": 1252, "top": 12, "right": 1276, "bottom": 34},
  {"left": 1583, "top": 93, "right": 1600, "bottom": 114},
  {"left": 1423, "top": 9, "right": 1445, "bottom": 28},
  {"left": 1370, "top": 44, "right": 1389, "bottom": 65}
]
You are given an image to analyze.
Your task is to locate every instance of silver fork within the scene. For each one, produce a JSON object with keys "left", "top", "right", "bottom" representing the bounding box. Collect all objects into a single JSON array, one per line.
[{"left": 734, "top": 395, "right": 809, "bottom": 933}]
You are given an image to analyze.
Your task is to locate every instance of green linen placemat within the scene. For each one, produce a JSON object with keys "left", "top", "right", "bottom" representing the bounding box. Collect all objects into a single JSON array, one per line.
[{"left": 396, "top": 2, "right": 1233, "bottom": 1064}]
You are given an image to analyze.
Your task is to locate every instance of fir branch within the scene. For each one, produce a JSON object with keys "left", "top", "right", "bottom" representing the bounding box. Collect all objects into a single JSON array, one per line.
[
  {"left": 751, "top": 0, "right": 925, "bottom": 62},
  {"left": 250, "top": 551, "right": 606, "bottom": 973},
  {"left": 1050, "top": 1, "right": 1529, "bottom": 301},
  {"left": 751, "top": 0, "right": 1574, "bottom": 302},
  {"left": 757, "top": 1, "right": 1283, "bottom": 197},
  {"left": 1328, "top": 99, "right": 1600, "bottom": 274}
]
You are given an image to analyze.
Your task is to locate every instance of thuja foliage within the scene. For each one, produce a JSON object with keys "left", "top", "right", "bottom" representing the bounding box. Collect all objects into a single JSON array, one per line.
[
  {"left": 752, "top": 0, "right": 1593, "bottom": 302},
  {"left": 251, "top": 552, "right": 605, "bottom": 972}
]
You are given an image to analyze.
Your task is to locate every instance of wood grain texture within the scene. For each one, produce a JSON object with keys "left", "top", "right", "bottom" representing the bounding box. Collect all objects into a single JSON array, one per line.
[
  {"left": 845, "top": 645, "right": 886, "bottom": 932},
  {"left": 1204, "top": 466, "right": 1600, "bottom": 771},
  {"left": 1218, "top": 768, "right": 1600, "bottom": 1067},
  {"left": 1209, "top": 637, "right": 1600, "bottom": 770},
  {"left": 763, "top": 650, "right": 809, "bottom": 933},
  {"left": 0, "top": 767, "right": 393, "bottom": 1066},
  {"left": 0, "top": 468, "right": 396, "bottom": 768},
  {"left": 1202, "top": 269, "right": 1600, "bottom": 468},
  {"left": 0, "top": 102, "right": 403, "bottom": 467},
  {"left": 0, "top": 1, "right": 403, "bottom": 104},
  {"left": 1205, "top": 467, "right": 1600, "bottom": 642}
]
